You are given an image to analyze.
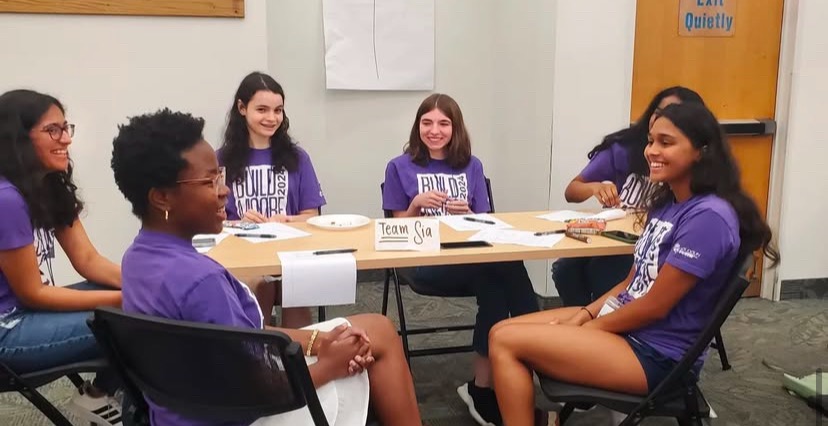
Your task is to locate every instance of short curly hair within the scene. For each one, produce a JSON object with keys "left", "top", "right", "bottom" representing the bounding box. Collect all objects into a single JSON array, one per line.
[{"left": 111, "top": 108, "right": 205, "bottom": 218}]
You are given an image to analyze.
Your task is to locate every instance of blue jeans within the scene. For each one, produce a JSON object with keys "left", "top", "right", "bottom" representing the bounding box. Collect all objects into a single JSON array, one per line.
[
  {"left": 412, "top": 261, "right": 539, "bottom": 356},
  {"left": 0, "top": 281, "right": 120, "bottom": 394},
  {"left": 551, "top": 255, "right": 634, "bottom": 307}
]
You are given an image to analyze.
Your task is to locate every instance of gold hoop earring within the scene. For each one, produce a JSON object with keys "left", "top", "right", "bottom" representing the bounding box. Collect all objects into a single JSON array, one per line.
[{"left": 165, "top": 210, "right": 169, "bottom": 222}]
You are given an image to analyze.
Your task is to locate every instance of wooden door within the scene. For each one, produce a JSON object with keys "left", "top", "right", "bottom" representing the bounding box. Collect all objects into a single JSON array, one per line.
[{"left": 631, "top": 0, "right": 784, "bottom": 295}]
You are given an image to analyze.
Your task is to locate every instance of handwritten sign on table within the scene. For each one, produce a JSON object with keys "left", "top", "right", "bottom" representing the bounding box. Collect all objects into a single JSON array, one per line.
[{"left": 375, "top": 218, "right": 440, "bottom": 251}]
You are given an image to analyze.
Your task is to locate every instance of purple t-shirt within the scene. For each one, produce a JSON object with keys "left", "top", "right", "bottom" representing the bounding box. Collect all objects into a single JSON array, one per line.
[
  {"left": 122, "top": 229, "right": 263, "bottom": 426},
  {"left": 382, "top": 154, "right": 490, "bottom": 216},
  {"left": 0, "top": 178, "right": 57, "bottom": 326},
  {"left": 219, "top": 146, "right": 326, "bottom": 220},
  {"left": 579, "top": 143, "right": 658, "bottom": 209},
  {"left": 621, "top": 194, "right": 740, "bottom": 367}
]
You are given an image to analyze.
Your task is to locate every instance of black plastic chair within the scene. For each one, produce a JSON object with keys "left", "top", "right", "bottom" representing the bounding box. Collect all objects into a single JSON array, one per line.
[
  {"left": 0, "top": 358, "right": 107, "bottom": 426},
  {"left": 87, "top": 307, "right": 329, "bottom": 426},
  {"left": 711, "top": 329, "right": 731, "bottom": 370},
  {"left": 712, "top": 254, "right": 750, "bottom": 372},
  {"left": 538, "top": 254, "right": 753, "bottom": 426},
  {"left": 317, "top": 305, "right": 327, "bottom": 322},
  {"left": 379, "top": 178, "right": 496, "bottom": 362}
]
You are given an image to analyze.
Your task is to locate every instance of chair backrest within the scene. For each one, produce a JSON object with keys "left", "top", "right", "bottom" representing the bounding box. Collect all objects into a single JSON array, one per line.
[
  {"left": 379, "top": 176, "right": 496, "bottom": 217},
  {"left": 87, "top": 307, "right": 328, "bottom": 425},
  {"left": 636, "top": 253, "right": 753, "bottom": 408},
  {"left": 484, "top": 177, "right": 495, "bottom": 213},
  {"left": 380, "top": 182, "right": 393, "bottom": 219}
]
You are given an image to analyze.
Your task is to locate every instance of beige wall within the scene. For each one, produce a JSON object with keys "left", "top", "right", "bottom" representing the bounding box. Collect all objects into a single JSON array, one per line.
[
  {"left": 777, "top": 0, "right": 828, "bottom": 281},
  {"left": 0, "top": 0, "right": 269, "bottom": 284}
]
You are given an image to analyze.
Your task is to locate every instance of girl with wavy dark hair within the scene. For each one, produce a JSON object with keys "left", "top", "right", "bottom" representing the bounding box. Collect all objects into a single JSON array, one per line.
[
  {"left": 218, "top": 72, "right": 326, "bottom": 329},
  {"left": 218, "top": 72, "right": 325, "bottom": 224},
  {"left": 490, "top": 102, "right": 779, "bottom": 425},
  {"left": 553, "top": 87, "right": 705, "bottom": 308},
  {"left": 0, "top": 89, "right": 122, "bottom": 425}
]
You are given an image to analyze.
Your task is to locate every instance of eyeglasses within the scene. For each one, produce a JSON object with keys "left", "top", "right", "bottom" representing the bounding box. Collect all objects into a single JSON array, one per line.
[
  {"left": 41, "top": 123, "right": 75, "bottom": 141},
  {"left": 175, "top": 167, "right": 226, "bottom": 194}
]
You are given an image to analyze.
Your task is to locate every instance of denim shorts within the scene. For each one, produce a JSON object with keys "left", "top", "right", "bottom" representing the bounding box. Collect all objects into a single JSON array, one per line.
[
  {"left": 0, "top": 281, "right": 120, "bottom": 393},
  {"left": 624, "top": 335, "right": 679, "bottom": 392}
]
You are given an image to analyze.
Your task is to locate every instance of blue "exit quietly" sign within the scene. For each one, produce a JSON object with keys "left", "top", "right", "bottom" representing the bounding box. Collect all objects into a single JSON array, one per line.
[{"left": 679, "top": 0, "right": 737, "bottom": 37}]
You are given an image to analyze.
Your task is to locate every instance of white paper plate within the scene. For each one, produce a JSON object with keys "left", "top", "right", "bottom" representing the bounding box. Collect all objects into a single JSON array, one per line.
[{"left": 307, "top": 214, "right": 371, "bottom": 231}]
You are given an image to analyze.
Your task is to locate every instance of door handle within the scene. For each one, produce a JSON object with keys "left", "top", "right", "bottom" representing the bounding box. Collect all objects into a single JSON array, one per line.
[{"left": 719, "top": 119, "right": 776, "bottom": 136}]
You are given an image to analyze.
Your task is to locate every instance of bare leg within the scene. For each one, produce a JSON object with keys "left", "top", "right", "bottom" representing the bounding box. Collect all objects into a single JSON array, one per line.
[
  {"left": 488, "top": 306, "right": 583, "bottom": 337},
  {"left": 474, "top": 307, "right": 582, "bottom": 387},
  {"left": 473, "top": 354, "right": 492, "bottom": 387},
  {"left": 242, "top": 277, "right": 276, "bottom": 326},
  {"left": 469, "top": 297, "right": 577, "bottom": 395},
  {"left": 282, "top": 307, "right": 312, "bottom": 328},
  {"left": 270, "top": 281, "right": 313, "bottom": 328},
  {"left": 489, "top": 323, "right": 646, "bottom": 426},
  {"left": 347, "top": 313, "right": 422, "bottom": 426}
]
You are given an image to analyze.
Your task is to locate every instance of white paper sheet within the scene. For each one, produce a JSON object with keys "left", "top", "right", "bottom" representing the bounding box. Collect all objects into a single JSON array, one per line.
[
  {"left": 438, "top": 214, "right": 513, "bottom": 231},
  {"left": 535, "top": 210, "right": 594, "bottom": 222},
  {"left": 223, "top": 223, "right": 311, "bottom": 244},
  {"left": 192, "top": 233, "right": 231, "bottom": 254},
  {"left": 468, "top": 229, "right": 565, "bottom": 248},
  {"left": 592, "top": 208, "right": 627, "bottom": 221},
  {"left": 536, "top": 209, "right": 627, "bottom": 223},
  {"left": 277, "top": 250, "right": 357, "bottom": 308},
  {"left": 322, "top": 0, "right": 435, "bottom": 90}
]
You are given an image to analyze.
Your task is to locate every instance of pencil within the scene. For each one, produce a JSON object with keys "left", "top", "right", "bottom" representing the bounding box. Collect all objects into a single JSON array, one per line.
[{"left": 566, "top": 233, "right": 591, "bottom": 243}]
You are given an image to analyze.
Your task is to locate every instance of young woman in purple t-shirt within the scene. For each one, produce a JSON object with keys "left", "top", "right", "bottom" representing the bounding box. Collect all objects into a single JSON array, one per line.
[
  {"left": 0, "top": 90, "right": 123, "bottom": 425},
  {"left": 111, "top": 108, "right": 422, "bottom": 426},
  {"left": 218, "top": 72, "right": 326, "bottom": 329},
  {"left": 552, "top": 87, "right": 704, "bottom": 308},
  {"left": 382, "top": 93, "right": 540, "bottom": 425},
  {"left": 490, "top": 102, "right": 779, "bottom": 425}
]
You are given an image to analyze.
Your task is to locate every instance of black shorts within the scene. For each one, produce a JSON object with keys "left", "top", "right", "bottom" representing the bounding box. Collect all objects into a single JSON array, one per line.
[{"left": 624, "top": 335, "right": 679, "bottom": 392}]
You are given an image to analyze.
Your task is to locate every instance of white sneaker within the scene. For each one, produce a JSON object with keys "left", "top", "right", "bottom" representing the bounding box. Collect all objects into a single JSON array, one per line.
[
  {"left": 69, "top": 384, "right": 123, "bottom": 426},
  {"left": 607, "top": 408, "right": 628, "bottom": 426},
  {"left": 456, "top": 382, "right": 501, "bottom": 426}
]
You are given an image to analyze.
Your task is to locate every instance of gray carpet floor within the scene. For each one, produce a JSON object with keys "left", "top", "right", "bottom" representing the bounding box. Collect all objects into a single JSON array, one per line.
[{"left": 1, "top": 280, "right": 826, "bottom": 425}]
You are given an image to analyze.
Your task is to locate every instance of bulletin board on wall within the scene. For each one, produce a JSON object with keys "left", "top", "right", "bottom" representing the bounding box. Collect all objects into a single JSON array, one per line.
[{"left": 0, "top": 0, "right": 244, "bottom": 18}]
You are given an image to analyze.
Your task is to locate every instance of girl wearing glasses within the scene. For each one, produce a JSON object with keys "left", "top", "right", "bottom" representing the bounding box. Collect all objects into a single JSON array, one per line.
[
  {"left": 111, "top": 108, "right": 422, "bottom": 426},
  {"left": 217, "top": 72, "right": 326, "bottom": 328},
  {"left": 0, "top": 90, "right": 123, "bottom": 425}
]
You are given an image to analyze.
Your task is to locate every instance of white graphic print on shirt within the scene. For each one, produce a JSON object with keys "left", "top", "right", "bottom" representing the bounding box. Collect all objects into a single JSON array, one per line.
[
  {"left": 0, "top": 228, "right": 54, "bottom": 327},
  {"left": 618, "top": 174, "right": 660, "bottom": 209},
  {"left": 416, "top": 173, "right": 469, "bottom": 216},
  {"left": 34, "top": 228, "right": 55, "bottom": 285},
  {"left": 234, "top": 165, "right": 289, "bottom": 217},
  {"left": 627, "top": 217, "right": 673, "bottom": 298}
]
